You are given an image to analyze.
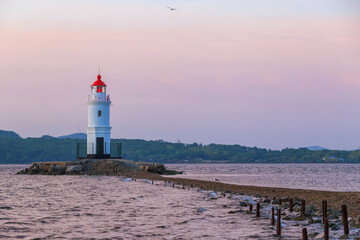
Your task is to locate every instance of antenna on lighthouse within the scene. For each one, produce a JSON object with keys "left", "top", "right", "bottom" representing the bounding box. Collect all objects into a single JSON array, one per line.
[{"left": 98, "top": 65, "right": 101, "bottom": 75}]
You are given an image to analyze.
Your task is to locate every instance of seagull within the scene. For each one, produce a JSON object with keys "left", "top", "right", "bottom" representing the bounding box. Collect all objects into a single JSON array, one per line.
[
  {"left": 167, "top": 6, "right": 177, "bottom": 11},
  {"left": 214, "top": 178, "right": 220, "bottom": 182}
]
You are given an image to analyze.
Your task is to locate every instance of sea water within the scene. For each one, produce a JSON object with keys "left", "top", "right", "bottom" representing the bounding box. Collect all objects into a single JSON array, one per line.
[
  {"left": 0, "top": 164, "right": 358, "bottom": 239},
  {"left": 165, "top": 163, "right": 360, "bottom": 192}
]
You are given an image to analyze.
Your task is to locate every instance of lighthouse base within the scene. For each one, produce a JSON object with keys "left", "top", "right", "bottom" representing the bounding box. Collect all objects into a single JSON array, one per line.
[
  {"left": 77, "top": 142, "right": 122, "bottom": 159},
  {"left": 87, "top": 154, "right": 111, "bottom": 159}
]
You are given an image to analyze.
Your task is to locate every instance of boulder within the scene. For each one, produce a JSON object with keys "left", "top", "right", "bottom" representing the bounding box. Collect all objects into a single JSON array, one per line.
[
  {"left": 47, "top": 164, "right": 65, "bottom": 175},
  {"left": 66, "top": 165, "right": 83, "bottom": 174}
]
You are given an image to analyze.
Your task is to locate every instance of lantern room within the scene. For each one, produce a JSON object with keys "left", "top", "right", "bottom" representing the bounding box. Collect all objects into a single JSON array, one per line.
[
  {"left": 90, "top": 74, "right": 110, "bottom": 102},
  {"left": 92, "top": 74, "right": 107, "bottom": 92}
]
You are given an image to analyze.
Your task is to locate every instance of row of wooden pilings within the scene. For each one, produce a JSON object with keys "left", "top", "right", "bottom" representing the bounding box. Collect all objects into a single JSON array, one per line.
[
  {"left": 154, "top": 179, "right": 351, "bottom": 240},
  {"left": 246, "top": 198, "right": 349, "bottom": 239}
]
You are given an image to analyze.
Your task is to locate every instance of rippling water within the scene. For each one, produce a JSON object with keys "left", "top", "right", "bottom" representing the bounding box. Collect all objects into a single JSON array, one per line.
[
  {"left": 165, "top": 164, "right": 360, "bottom": 192},
  {"left": 0, "top": 165, "right": 317, "bottom": 239},
  {"left": 1, "top": 164, "right": 359, "bottom": 239}
]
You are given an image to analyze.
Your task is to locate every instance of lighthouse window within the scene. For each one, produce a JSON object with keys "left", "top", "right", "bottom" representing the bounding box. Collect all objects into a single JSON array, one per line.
[
  {"left": 97, "top": 86, "right": 102, "bottom": 93},
  {"left": 98, "top": 110, "right": 102, "bottom": 117}
]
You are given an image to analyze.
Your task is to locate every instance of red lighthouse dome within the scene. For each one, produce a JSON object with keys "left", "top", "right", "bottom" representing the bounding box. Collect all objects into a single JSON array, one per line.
[{"left": 91, "top": 74, "right": 107, "bottom": 87}]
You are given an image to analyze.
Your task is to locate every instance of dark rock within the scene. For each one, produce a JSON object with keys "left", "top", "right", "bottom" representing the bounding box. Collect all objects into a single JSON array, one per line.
[
  {"left": 17, "top": 159, "right": 178, "bottom": 176},
  {"left": 66, "top": 165, "right": 83, "bottom": 174},
  {"left": 197, "top": 208, "right": 206, "bottom": 213},
  {"left": 228, "top": 210, "right": 242, "bottom": 214},
  {"left": 293, "top": 215, "right": 307, "bottom": 221},
  {"left": 47, "top": 164, "right": 65, "bottom": 175},
  {"left": 283, "top": 215, "right": 295, "bottom": 220},
  {"left": 239, "top": 201, "right": 247, "bottom": 207},
  {"left": 176, "top": 221, "right": 188, "bottom": 225},
  {"left": 308, "top": 217, "right": 322, "bottom": 224},
  {"left": 309, "top": 232, "right": 320, "bottom": 238},
  {"left": 314, "top": 233, "right": 324, "bottom": 239},
  {"left": 305, "top": 205, "right": 319, "bottom": 217},
  {"left": 329, "top": 222, "right": 341, "bottom": 230},
  {"left": 328, "top": 209, "right": 342, "bottom": 219}
]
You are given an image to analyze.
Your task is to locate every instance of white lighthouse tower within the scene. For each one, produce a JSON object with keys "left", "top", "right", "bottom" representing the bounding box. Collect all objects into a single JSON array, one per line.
[{"left": 87, "top": 73, "right": 111, "bottom": 158}]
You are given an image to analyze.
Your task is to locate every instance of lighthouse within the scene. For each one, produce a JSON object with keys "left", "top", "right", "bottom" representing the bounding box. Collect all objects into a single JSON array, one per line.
[{"left": 87, "top": 73, "right": 111, "bottom": 158}]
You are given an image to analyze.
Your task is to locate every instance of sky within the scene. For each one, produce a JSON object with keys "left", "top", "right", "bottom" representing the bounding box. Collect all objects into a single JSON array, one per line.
[{"left": 0, "top": 0, "right": 360, "bottom": 150}]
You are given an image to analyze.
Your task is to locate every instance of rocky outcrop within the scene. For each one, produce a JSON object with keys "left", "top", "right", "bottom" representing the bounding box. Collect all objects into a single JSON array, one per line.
[{"left": 17, "top": 159, "right": 182, "bottom": 176}]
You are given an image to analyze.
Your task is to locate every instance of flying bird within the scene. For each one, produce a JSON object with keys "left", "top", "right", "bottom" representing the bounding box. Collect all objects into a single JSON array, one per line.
[{"left": 167, "top": 7, "right": 177, "bottom": 11}]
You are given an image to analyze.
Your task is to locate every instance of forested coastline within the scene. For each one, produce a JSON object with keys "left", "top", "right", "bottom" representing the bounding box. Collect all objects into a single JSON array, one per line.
[{"left": 1, "top": 130, "right": 359, "bottom": 164}]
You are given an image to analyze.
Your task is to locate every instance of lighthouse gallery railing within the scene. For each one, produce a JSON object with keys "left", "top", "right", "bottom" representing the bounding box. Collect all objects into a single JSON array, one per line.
[{"left": 76, "top": 142, "right": 121, "bottom": 159}]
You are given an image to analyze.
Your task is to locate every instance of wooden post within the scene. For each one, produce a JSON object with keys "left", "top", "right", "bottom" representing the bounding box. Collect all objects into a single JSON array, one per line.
[
  {"left": 342, "top": 205, "right": 349, "bottom": 235},
  {"left": 249, "top": 204, "right": 253, "bottom": 212},
  {"left": 322, "top": 200, "right": 328, "bottom": 223},
  {"left": 271, "top": 207, "right": 275, "bottom": 225},
  {"left": 279, "top": 199, "right": 282, "bottom": 206},
  {"left": 182, "top": 184, "right": 185, "bottom": 189},
  {"left": 256, "top": 203, "right": 260, "bottom": 217},
  {"left": 276, "top": 209, "right": 281, "bottom": 236},
  {"left": 324, "top": 218, "right": 329, "bottom": 240},
  {"left": 152, "top": 179, "right": 154, "bottom": 184},
  {"left": 302, "top": 228, "right": 308, "bottom": 240},
  {"left": 301, "top": 200, "right": 306, "bottom": 216},
  {"left": 289, "top": 198, "right": 293, "bottom": 212}
]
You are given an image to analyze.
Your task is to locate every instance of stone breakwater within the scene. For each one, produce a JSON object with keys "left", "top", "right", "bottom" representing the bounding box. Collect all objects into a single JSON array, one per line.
[{"left": 16, "top": 159, "right": 181, "bottom": 176}]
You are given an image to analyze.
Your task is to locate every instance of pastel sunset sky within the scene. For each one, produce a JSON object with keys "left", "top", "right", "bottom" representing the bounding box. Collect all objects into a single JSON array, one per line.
[{"left": 1, "top": 0, "right": 359, "bottom": 150}]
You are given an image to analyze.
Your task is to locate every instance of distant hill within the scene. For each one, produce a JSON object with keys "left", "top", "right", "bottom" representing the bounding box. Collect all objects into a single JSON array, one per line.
[
  {"left": 306, "top": 146, "right": 328, "bottom": 151},
  {"left": 0, "top": 130, "right": 21, "bottom": 139},
  {"left": 1, "top": 129, "right": 359, "bottom": 164},
  {"left": 57, "top": 133, "right": 87, "bottom": 139},
  {"left": 41, "top": 135, "right": 56, "bottom": 139}
]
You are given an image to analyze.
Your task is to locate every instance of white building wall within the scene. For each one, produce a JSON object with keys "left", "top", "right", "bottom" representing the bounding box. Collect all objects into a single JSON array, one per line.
[
  {"left": 87, "top": 127, "right": 111, "bottom": 155},
  {"left": 88, "top": 101, "right": 111, "bottom": 127},
  {"left": 87, "top": 86, "right": 111, "bottom": 157}
]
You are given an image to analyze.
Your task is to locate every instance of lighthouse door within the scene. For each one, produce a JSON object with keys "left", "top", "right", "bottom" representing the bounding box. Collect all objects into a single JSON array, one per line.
[{"left": 96, "top": 137, "right": 104, "bottom": 158}]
